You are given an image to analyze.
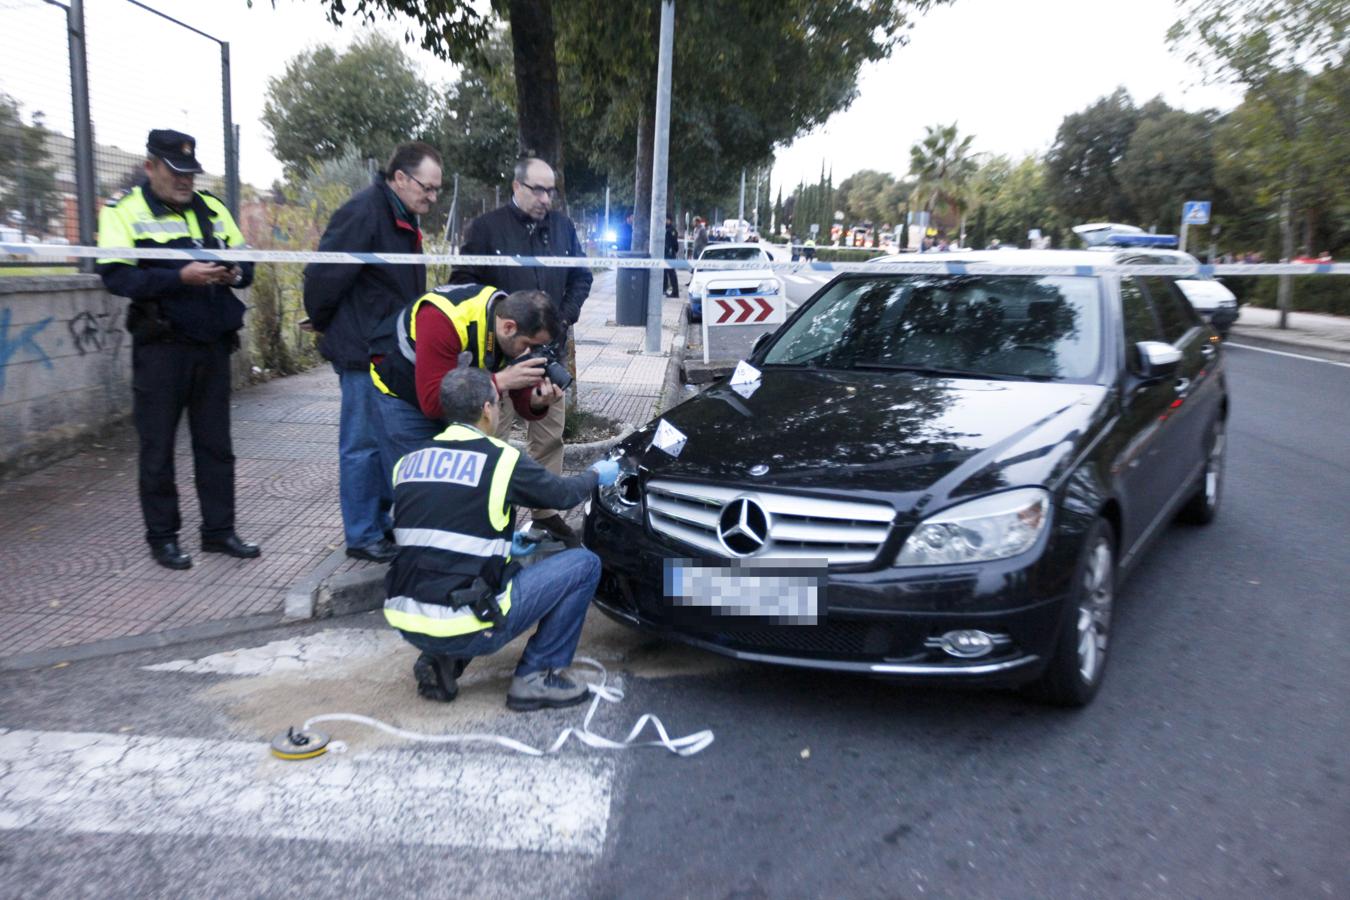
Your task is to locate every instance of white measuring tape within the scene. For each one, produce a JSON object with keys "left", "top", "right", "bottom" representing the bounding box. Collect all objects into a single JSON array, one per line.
[
  {"left": 296, "top": 657, "right": 714, "bottom": 758},
  {"left": 5, "top": 241, "right": 1349, "bottom": 277}
]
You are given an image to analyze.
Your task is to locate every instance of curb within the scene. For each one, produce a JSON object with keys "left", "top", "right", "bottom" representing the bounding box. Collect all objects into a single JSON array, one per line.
[{"left": 0, "top": 612, "right": 284, "bottom": 671}]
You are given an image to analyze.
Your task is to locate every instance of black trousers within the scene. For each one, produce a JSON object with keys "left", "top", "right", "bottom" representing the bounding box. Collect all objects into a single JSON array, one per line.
[
  {"left": 663, "top": 265, "right": 679, "bottom": 295},
  {"left": 132, "top": 339, "right": 236, "bottom": 545}
]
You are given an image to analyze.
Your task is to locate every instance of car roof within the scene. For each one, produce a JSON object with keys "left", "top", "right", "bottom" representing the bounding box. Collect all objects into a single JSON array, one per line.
[{"left": 874, "top": 248, "right": 1201, "bottom": 267}]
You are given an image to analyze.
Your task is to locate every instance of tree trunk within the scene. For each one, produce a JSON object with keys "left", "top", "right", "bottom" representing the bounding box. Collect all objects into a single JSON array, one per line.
[
  {"left": 507, "top": 0, "right": 566, "bottom": 209},
  {"left": 632, "top": 100, "right": 654, "bottom": 254},
  {"left": 1277, "top": 185, "right": 1293, "bottom": 329}
]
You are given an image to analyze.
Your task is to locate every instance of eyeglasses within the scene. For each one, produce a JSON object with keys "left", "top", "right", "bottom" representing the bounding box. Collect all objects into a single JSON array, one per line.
[
  {"left": 519, "top": 181, "right": 558, "bottom": 200},
  {"left": 402, "top": 171, "right": 441, "bottom": 196}
]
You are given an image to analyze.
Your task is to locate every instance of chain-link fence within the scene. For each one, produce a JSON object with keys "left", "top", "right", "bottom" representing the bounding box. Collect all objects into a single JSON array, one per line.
[{"left": 0, "top": 0, "right": 237, "bottom": 259}]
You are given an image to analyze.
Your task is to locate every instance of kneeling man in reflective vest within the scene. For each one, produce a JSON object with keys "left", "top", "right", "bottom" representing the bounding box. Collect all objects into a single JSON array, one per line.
[{"left": 383, "top": 362, "right": 620, "bottom": 711}]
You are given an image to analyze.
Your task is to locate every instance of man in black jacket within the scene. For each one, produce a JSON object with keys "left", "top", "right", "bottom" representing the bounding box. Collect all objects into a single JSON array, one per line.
[
  {"left": 303, "top": 142, "right": 441, "bottom": 563},
  {"left": 663, "top": 216, "right": 680, "bottom": 297},
  {"left": 449, "top": 157, "right": 592, "bottom": 548}
]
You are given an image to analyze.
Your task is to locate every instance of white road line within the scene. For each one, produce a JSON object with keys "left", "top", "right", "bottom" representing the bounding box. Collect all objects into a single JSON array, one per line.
[
  {"left": 1225, "top": 342, "right": 1350, "bottom": 369},
  {"left": 0, "top": 729, "right": 613, "bottom": 854}
]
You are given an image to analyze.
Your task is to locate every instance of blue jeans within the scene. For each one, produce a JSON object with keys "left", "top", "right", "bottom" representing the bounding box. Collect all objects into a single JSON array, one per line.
[
  {"left": 398, "top": 548, "right": 601, "bottom": 676},
  {"left": 336, "top": 366, "right": 394, "bottom": 548},
  {"left": 376, "top": 390, "right": 444, "bottom": 467}
]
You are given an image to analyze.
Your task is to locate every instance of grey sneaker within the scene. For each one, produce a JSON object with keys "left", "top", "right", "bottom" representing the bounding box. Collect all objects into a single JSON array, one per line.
[{"left": 506, "top": 668, "right": 589, "bottom": 712}]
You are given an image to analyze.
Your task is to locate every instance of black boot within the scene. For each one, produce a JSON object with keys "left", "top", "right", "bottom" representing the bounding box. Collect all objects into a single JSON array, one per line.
[{"left": 413, "top": 652, "right": 469, "bottom": 702}]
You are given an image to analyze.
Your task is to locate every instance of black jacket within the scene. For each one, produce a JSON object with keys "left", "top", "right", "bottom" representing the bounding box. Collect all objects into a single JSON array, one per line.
[
  {"left": 302, "top": 180, "right": 426, "bottom": 369},
  {"left": 449, "top": 201, "right": 592, "bottom": 340},
  {"left": 664, "top": 224, "right": 679, "bottom": 259}
]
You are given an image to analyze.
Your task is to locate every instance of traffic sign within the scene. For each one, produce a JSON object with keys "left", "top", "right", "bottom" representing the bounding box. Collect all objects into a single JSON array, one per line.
[
  {"left": 1182, "top": 201, "right": 1211, "bottom": 226},
  {"left": 702, "top": 291, "right": 788, "bottom": 364}
]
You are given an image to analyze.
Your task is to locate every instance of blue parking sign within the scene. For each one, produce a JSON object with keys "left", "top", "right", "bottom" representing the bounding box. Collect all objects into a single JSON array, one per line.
[{"left": 1183, "top": 201, "right": 1211, "bottom": 225}]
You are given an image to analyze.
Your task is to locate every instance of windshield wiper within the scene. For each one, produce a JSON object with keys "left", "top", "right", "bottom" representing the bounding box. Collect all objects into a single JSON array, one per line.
[{"left": 844, "top": 362, "right": 1034, "bottom": 381}]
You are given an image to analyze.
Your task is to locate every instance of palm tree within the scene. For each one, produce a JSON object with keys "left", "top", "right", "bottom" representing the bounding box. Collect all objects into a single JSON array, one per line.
[{"left": 909, "top": 123, "right": 978, "bottom": 244}]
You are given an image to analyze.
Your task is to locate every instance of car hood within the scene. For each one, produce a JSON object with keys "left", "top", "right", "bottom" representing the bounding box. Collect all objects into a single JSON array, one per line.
[{"left": 622, "top": 368, "right": 1107, "bottom": 506}]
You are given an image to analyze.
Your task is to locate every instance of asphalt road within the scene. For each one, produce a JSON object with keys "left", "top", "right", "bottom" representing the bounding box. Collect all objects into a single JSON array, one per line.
[{"left": 1, "top": 343, "right": 1346, "bottom": 899}]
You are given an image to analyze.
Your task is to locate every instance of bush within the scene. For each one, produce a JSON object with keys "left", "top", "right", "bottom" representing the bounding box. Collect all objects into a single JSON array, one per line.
[{"left": 1223, "top": 275, "right": 1350, "bottom": 316}]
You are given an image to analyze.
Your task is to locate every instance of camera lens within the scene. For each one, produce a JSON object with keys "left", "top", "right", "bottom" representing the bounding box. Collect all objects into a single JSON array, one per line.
[{"left": 546, "top": 359, "right": 573, "bottom": 389}]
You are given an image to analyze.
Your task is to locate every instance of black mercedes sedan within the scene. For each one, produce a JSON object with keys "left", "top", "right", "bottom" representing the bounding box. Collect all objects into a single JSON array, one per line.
[{"left": 584, "top": 250, "right": 1228, "bottom": 706}]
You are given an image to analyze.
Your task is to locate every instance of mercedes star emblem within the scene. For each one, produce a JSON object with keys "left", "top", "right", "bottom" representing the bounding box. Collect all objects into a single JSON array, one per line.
[
  {"left": 749, "top": 464, "right": 769, "bottom": 477},
  {"left": 718, "top": 497, "right": 769, "bottom": 556}
]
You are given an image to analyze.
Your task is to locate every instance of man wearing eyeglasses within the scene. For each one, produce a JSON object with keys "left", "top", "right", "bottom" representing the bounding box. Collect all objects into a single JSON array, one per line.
[
  {"left": 450, "top": 156, "right": 593, "bottom": 548},
  {"left": 303, "top": 141, "right": 442, "bottom": 564}
]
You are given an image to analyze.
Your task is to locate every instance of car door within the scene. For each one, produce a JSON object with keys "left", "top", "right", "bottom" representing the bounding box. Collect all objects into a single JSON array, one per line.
[
  {"left": 1112, "top": 276, "right": 1191, "bottom": 555},
  {"left": 1138, "top": 275, "right": 1221, "bottom": 492}
]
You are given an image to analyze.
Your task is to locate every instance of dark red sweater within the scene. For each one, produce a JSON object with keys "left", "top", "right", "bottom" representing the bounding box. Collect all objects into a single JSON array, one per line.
[{"left": 414, "top": 304, "right": 543, "bottom": 421}]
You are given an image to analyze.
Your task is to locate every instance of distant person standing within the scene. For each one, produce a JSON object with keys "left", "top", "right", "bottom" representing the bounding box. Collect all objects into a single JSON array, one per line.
[
  {"left": 617, "top": 214, "right": 634, "bottom": 252},
  {"left": 449, "top": 157, "right": 593, "bottom": 548},
  {"left": 303, "top": 142, "right": 442, "bottom": 563},
  {"left": 691, "top": 217, "right": 709, "bottom": 259},
  {"left": 663, "top": 216, "right": 680, "bottom": 297},
  {"left": 96, "top": 129, "right": 259, "bottom": 570}
]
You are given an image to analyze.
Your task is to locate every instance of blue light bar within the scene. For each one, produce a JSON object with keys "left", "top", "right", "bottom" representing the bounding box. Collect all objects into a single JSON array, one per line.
[{"left": 1104, "top": 233, "right": 1178, "bottom": 248}]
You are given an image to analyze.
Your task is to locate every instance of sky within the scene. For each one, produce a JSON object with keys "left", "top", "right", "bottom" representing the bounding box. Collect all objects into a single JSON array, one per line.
[{"left": 0, "top": 0, "right": 1245, "bottom": 192}]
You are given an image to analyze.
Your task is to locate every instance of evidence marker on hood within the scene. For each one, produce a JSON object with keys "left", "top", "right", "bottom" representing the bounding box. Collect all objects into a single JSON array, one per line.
[{"left": 270, "top": 726, "right": 331, "bottom": 761}]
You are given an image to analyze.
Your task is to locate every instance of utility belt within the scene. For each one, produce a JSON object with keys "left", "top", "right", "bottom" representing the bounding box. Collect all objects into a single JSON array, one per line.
[
  {"left": 127, "top": 300, "right": 238, "bottom": 349},
  {"left": 448, "top": 560, "right": 520, "bottom": 630}
]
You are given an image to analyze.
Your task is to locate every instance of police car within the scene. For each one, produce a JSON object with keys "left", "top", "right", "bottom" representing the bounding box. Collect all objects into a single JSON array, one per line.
[
  {"left": 686, "top": 243, "right": 784, "bottom": 323},
  {"left": 585, "top": 245, "right": 1228, "bottom": 707}
]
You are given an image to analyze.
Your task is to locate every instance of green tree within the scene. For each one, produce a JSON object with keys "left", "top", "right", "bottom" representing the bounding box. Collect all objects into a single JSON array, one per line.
[
  {"left": 1045, "top": 88, "right": 1139, "bottom": 224},
  {"left": 909, "top": 122, "right": 977, "bottom": 240},
  {"left": 1117, "top": 105, "right": 1220, "bottom": 232},
  {"left": 0, "top": 98, "right": 61, "bottom": 239},
  {"left": 1169, "top": 0, "right": 1348, "bottom": 323},
  {"left": 262, "top": 33, "right": 431, "bottom": 178}
]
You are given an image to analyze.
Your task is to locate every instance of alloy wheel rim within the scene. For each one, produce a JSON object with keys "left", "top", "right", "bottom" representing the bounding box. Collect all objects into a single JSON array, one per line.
[
  {"left": 1205, "top": 423, "right": 1226, "bottom": 510},
  {"left": 1076, "top": 538, "right": 1114, "bottom": 684}
]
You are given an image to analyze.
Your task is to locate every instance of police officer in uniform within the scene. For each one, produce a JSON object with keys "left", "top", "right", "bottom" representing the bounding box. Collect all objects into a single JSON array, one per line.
[
  {"left": 97, "top": 130, "right": 259, "bottom": 570},
  {"left": 368, "top": 286, "right": 564, "bottom": 464},
  {"left": 383, "top": 364, "right": 619, "bottom": 710}
]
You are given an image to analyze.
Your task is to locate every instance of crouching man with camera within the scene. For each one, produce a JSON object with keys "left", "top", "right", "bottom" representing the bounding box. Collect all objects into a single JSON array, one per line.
[
  {"left": 384, "top": 365, "right": 619, "bottom": 710},
  {"left": 370, "top": 286, "right": 567, "bottom": 492}
]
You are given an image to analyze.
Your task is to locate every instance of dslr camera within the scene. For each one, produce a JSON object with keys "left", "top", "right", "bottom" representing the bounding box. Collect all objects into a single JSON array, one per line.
[{"left": 517, "top": 344, "right": 573, "bottom": 390}]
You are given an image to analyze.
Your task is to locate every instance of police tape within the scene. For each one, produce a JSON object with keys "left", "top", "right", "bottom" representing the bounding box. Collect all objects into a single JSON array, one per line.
[{"left": 4, "top": 241, "right": 1348, "bottom": 277}]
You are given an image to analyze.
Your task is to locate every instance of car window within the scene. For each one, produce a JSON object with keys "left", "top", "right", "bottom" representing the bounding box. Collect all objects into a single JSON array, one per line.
[
  {"left": 700, "top": 247, "right": 765, "bottom": 262},
  {"left": 1120, "top": 277, "right": 1161, "bottom": 373},
  {"left": 762, "top": 275, "right": 1103, "bottom": 381},
  {"left": 1140, "top": 277, "right": 1200, "bottom": 344}
]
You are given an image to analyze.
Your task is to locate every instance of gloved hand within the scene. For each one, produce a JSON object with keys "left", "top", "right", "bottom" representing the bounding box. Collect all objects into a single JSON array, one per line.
[
  {"left": 511, "top": 531, "right": 540, "bottom": 558},
  {"left": 590, "top": 459, "right": 620, "bottom": 487}
]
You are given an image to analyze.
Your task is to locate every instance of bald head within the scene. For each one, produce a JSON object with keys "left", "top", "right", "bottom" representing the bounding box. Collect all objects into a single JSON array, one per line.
[{"left": 512, "top": 157, "right": 555, "bottom": 220}]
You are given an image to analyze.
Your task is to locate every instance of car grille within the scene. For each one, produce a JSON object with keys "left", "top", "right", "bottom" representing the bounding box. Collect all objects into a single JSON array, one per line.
[
  {"left": 645, "top": 479, "right": 894, "bottom": 566},
  {"left": 701, "top": 622, "right": 886, "bottom": 657}
]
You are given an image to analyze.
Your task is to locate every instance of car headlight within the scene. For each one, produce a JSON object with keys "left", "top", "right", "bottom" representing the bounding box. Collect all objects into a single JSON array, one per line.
[
  {"left": 597, "top": 457, "right": 642, "bottom": 517},
  {"left": 757, "top": 279, "right": 781, "bottom": 295},
  {"left": 897, "top": 488, "right": 1049, "bottom": 566}
]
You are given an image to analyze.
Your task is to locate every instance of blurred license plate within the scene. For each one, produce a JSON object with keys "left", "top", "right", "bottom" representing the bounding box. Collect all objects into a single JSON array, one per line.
[{"left": 663, "top": 558, "right": 826, "bottom": 624}]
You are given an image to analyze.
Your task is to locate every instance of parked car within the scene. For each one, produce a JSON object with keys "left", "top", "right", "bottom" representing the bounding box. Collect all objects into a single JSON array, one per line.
[
  {"left": 686, "top": 242, "right": 785, "bottom": 323},
  {"left": 1175, "top": 278, "right": 1240, "bottom": 336},
  {"left": 585, "top": 249, "right": 1228, "bottom": 706}
]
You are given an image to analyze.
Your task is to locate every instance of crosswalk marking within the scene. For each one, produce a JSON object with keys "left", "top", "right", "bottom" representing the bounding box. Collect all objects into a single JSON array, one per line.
[{"left": 0, "top": 728, "right": 613, "bottom": 854}]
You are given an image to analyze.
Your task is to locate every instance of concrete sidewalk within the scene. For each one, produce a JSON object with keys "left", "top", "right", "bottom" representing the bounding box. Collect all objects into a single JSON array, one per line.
[
  {"left": 0, "top": 272, "right": 686, "bottom": 668},
  {"left": 1228, "top": 305, "right": 1350, "bottom": 363}
]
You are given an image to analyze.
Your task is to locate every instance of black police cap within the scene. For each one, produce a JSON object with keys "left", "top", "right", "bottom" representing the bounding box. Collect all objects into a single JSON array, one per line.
[{"left": 147, "top": 129, "right": 202, "bottom": 174}]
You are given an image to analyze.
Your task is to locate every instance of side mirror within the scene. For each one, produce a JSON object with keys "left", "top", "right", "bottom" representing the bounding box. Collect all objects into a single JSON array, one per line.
[{"left": 1136, "top": 340, "right": 1181, "bottom": 379}]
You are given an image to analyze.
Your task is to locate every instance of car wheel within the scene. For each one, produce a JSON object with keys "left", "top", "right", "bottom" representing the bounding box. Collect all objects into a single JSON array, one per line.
[
  {"left": 1178, "top": 418, "right": 1225, "bottom": 525},
  {"left": 1034, "top": 519, "right": 1116, "bottom": 708},
  {"left": 686, "top": 306, "right": 700, "bottom": 324}
]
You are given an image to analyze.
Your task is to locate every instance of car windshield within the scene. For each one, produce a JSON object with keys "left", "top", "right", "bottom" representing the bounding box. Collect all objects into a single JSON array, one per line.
[
  {"left": 761, "top": 275, "right": 1103, "bottom": 381},
  {"left": 701, "top": 248, "right": 765, "bottom": 262}
]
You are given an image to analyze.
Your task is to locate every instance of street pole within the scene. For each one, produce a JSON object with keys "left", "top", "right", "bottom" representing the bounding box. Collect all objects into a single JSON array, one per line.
[
  {"left": 221, "top": 41, "right": 238, "bottom": 218},
  {"left": 604, "top": 184, "right": 610, "bottom": 248},
  {"left": 67, "top": 0, "right": 96, "bottom": 272},
  {"left": 444, "top": 172, "right": 459, "bottom": 245},
  {"left": 737, "top": 169, "right": 745, "bottom": 235},
  {"left": 752, "top": 168, "right": 761, "bottom": 232},
  {"left": 644, "top": 0, "right": 675, "bottom": 353}
]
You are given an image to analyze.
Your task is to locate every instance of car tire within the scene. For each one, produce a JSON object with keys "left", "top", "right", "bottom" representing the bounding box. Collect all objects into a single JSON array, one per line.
[
  {"left": 1178, "top": 418, "right": 1225, "bottom": 525},
  {"left": 686, "top": 306, "right": 700, "bottom": 324},
  {"left": 1033, "top": 518, "right": 1116, "bottom": 708}
]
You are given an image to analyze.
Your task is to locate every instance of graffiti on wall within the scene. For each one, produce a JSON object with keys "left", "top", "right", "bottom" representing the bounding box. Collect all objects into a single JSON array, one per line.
[
  {"left": 0, "top": 304, "right": 124, "bottom": 396},
  {"left": 0, "top": 307, "right": 54, "bottom": 395},
  {"left": 68, "top": 310, "right": 123, "bottom": 358}
]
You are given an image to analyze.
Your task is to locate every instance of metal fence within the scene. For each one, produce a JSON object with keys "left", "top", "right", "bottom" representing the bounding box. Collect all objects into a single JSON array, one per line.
[{"left": 0, "top": 0, "right": 238, "bottom": 257}]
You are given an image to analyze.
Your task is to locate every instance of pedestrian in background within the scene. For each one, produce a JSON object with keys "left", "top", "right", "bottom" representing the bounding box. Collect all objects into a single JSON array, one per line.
[
  {"left": 97, "top": 129, "right": 259, "bottom": 570},
  {"left": 663, "top": 215, "right": 680, "bottom": 297},
  {"left": 303, "top": 142, "right": 441, "bottom": 564},
  {"left": 449, "top": 156, "right": 593, "bottom": 548},
  {"left": 691, "top": 217, "right": 709, "bottom": 260}
]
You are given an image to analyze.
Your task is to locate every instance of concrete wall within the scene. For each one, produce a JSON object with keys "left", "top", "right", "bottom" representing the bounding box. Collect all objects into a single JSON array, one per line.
[{"left": 0, "top": 276, "right": 253, "bottom": 474}]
